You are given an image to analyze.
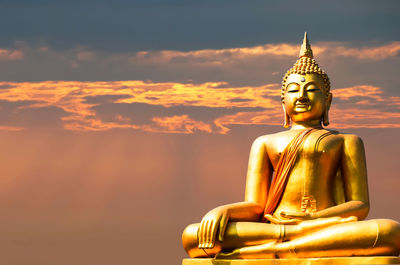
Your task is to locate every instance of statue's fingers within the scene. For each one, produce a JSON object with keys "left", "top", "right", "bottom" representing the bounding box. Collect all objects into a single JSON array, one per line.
[
  {"left": 264, "top": 214, "right": 274, "bottom": 223},
  {"left": 265, "top": 214, "right": 280, "bottom": 224},
  {"left": 197, "top": 221, "right": 202, "bottom": 247},
  {"left": 206, "top": 220, "right": 214, "bottom": 248},
  {"left": 202, "top": 220, "right": 208, "bottom": 247},
  {"left": 266, "top": 214, "right": 301, "bottom": 225},
  {"left": 218, "top": 214, "right": 229, "bottom": 241},
  {"left": 203, "top": 220, "right": 210, "bottom": 248},
  {"left": 210, "top": 218, "right": 221, "bottom": 248},
  {"left": 280, "top": 218, "right": 302, "bottom": 224},
  {"left": 282, "top": 211, "right": 309, "bottom": 218},
  {"left": 198, "top": 220, "right": 207, "bottom": 248},
  {"left": 282, "top": 213, "right": 299, "bottom": 218},
  {"left": 342, "top": 216, "right": 358, "bottom": 223}
]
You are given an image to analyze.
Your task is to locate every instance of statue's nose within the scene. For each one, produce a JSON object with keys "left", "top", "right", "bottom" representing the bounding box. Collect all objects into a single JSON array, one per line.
[{"left": 298, "top": 87, "right": 308, "bottom": 100}]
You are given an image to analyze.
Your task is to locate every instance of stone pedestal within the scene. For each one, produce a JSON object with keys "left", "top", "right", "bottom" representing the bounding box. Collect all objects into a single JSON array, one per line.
[{"left": 183, "top": 257, "right": 400, "bottom": 265}]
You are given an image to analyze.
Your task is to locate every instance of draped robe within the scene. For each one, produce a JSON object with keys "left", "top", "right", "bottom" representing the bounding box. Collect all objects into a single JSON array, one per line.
[{"left": 263, "top": 128, "right": 316, "bottom": 220}]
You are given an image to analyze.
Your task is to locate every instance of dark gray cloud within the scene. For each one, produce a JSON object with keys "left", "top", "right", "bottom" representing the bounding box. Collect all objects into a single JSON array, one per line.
[
  {"left": 84, "top": 94, "right": 133, "bottom": 104},
  {"left": 228, "top": 98, "right": 254, "bottom": 103},
  {"left": 0, "top": 0, "right": 398, "bottom": 52},
  {"left": 91, "top": 101, "right": 265, "bottom": 125},
  {"left": 0, "top": 100, "right": 69, "bottom": 129},
  {"left": 0, "top": 84, "right": 16, "bottom": 90}
]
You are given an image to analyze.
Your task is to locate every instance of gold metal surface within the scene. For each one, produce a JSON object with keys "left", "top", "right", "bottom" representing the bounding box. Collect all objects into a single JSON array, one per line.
[
  {"left": 182, "top": 33, "right": 400, "bottom": 260},
  {"left": 183, "top": 257, "right": 400, "bottom": 265}
]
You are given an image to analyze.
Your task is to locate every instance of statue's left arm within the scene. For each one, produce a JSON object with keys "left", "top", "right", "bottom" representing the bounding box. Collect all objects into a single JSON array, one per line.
[{"left": 312, "top": 134, "right": 370, "bottom": 220}]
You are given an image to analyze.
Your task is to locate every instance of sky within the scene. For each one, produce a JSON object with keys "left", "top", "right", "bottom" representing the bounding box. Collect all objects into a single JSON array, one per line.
[{"left": 0, "top": 1, "right": 399, "bottom": 265}]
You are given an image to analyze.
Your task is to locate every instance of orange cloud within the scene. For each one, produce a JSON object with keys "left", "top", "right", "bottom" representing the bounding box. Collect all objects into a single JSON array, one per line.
[
  {"left": 0, "top": 81, "right": 397, "bottom": 133},
  {"left": 0, "top": 81, "right": 279, "bottom": 133},
  {"left": 149, "top": 115, "right": 213, "bottom": 134},
  {"left": 333, "top": 85, "right": 383, "bottom": 100},
  {"left": 213, "top": 85, "right": 400, "bottom": 130}
]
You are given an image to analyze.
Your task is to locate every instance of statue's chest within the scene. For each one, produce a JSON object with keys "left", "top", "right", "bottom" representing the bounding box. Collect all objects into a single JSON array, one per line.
[
  {"left": 301, "top": 134, "right": 342, "bottom": 163},
  {"left": 270, "top": 132, "right": 342, "bottom": 167},
  {"left": 270, "top": 133, "right": 343, "bottom": 212}
]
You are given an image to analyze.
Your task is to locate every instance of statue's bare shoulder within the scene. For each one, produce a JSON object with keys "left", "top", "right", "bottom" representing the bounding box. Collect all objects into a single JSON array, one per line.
[
  {"left": 252, "top": 130, "right": 292, "bottom": 145},
  {"left": 341, "top": 133, "right": 364, "bottom": 146},
  {"left": 251, "top": 130, "right": 309, "bottom": 150},
  {"left": 327, "top": 131, "right": 365, "bottom": 151},
  {"left": 249, "top": 130, "right": 297, "bottom": 161},
  {"left": 250, "top": 131, "right": 286, "bottom": 153},
  {"left": 338, "top": 132, "right": 366, "bottom": 159}
]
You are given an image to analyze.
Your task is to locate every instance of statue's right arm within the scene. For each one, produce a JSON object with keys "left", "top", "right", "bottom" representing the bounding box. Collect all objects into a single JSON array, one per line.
[
  {"left": 245, "top": 135, "right": 272, "bottom": 209},
  {"left": 198, "top": 136, "right": 272, "bottom": 249}
]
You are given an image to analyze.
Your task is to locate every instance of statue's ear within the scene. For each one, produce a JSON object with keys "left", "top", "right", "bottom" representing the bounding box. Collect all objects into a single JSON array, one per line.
[
  {"left": 323, "top": 93, "right": 333, "bottom": 126},
  {"left": 282, "top": 104, "right": 290, "bottom": 128},
  {"left": 327, "top": 92, "right": 333, "bottom": 109}
]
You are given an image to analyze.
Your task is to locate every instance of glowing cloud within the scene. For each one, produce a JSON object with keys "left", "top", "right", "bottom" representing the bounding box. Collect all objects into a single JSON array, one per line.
[
  {"left": 0, "top": 39, "right": 398, "bottom": 133},
  {"left": 0, "top": 81, "right": 398, "bottom": 133}
]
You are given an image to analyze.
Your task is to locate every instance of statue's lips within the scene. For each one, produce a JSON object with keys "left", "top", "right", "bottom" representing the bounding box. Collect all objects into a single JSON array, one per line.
[
  {"left": 295, "top": 103, "right": 310, "bottom": 108},
  {"left": 294, "top": 103, "right": 311, "bottom": 112}
]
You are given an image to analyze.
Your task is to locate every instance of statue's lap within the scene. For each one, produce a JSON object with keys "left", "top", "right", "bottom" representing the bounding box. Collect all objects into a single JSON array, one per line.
[{"left": 183, "top": 256, "right": 400, "bottom": 265}]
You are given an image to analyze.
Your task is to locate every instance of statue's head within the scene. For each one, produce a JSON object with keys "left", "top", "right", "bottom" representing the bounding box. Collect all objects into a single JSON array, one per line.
[{"left": 281, "top": 33, "right": 332, "bottom": 128}]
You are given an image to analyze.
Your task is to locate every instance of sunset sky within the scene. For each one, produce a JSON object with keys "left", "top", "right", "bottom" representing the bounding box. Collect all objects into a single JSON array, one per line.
[{"left": 0, "top": 1, "right": 399, "bottom": 265}]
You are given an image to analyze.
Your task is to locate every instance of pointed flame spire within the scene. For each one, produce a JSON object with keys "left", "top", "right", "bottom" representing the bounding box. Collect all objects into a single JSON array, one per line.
[{"left": 299, "top": 32, "right": 313, "bottom": 58}]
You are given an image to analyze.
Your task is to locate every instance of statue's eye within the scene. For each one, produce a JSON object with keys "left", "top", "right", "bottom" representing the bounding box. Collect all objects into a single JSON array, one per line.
[
  {"left": 287, "top": 83, "right": 299, "bottom": 93},
  {"left": 306, "top": 84, "right": 320, "bottom": 92}
]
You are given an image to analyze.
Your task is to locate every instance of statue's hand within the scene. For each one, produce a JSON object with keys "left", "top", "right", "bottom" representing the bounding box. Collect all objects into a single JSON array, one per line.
[
  {"left": 280, "top": 212, "right": 359, "bottom": 223},
  {"left": 280, "top": 211, "right": 314, "bottom": 220},
  {"left": 198, "top": 207, "right": 229, "bottom": 249},
  {"left": 264, "top": 214, "right": 303, "bottom": 224}
]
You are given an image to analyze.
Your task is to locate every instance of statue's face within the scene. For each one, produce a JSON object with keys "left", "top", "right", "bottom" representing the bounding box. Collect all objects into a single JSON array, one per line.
[{"left": 283, "top": 73, "right": 331, "bottom": 123}]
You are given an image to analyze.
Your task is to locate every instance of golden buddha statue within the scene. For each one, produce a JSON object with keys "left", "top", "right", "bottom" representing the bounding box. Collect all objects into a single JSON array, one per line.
[{"left": 182, "top": 33, "right": 400, "bottom": 260}]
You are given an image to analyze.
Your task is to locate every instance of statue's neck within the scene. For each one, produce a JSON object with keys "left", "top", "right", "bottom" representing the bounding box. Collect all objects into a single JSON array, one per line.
[{"left": 290, "top": 120, "right": 323, "bottom": 130}]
